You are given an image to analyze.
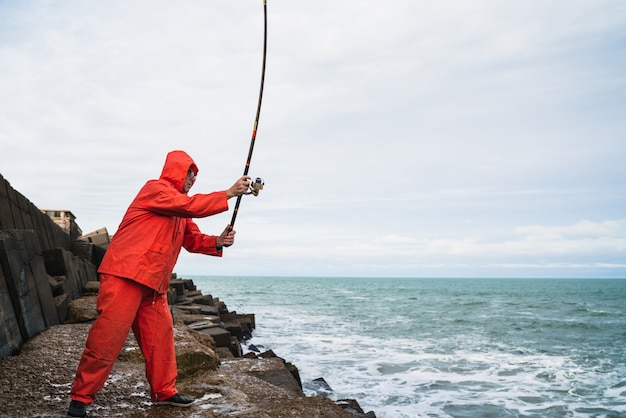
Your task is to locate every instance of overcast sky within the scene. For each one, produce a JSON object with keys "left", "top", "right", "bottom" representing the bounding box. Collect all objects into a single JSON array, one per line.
[{"left": 1, "top": 1, "right": 625, "bottom": 278}]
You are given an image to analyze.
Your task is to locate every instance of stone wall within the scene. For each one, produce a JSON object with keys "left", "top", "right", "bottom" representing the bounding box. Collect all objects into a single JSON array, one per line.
[{"left": 0, "top": 173, "right": 99, "bottom": 359}]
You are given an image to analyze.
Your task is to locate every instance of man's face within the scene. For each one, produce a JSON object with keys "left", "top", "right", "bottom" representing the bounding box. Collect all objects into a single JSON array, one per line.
[{"left": 182, "top": 169, "right": 196, "bottom": 194}]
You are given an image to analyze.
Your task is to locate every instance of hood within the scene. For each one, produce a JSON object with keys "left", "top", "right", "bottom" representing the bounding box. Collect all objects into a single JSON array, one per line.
[{"left": 159, "top": 150, "right": 198, "bottom": 193}]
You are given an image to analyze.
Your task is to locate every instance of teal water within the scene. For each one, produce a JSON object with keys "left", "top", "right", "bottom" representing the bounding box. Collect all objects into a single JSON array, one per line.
[{"left": 190, "top": 276, "right": 626, "bottom": 418}]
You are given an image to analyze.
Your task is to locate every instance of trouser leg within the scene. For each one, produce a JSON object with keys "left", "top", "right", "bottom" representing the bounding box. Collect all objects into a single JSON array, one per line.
[
  {"left": 70, "top": 274, "right": 147, "bottom": 404},
  {"left": 132, "top": 291, "right": 178, "bottom": 402}
]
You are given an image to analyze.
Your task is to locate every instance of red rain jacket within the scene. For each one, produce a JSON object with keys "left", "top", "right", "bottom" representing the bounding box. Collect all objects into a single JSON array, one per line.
[{"left": 98, "top": 150, "right": 229, "bottom": 294}]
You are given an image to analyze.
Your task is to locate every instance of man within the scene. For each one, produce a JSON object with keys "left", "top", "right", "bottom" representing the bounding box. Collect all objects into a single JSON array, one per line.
[{"left": 67, "top": 150, "right": 251, "bottom": 417}]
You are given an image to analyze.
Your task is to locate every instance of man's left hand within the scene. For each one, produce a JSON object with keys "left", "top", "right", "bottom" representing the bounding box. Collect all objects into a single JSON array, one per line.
[{"left": 217, "top": 225, "right": 235, "bottom": 249}]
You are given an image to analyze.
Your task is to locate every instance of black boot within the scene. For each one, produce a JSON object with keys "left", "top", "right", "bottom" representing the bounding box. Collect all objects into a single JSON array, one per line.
[
  {"left": 67, "top": 400, "right": 87, "bottom": 417},
  {"left": 154, "top": 393, "right": 195, "bottom": 407}
]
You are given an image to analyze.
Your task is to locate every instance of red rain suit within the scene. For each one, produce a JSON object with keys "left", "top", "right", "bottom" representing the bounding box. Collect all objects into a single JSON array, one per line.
[{"left": 71, "top": 150, "right": 229, "bottom": 404}]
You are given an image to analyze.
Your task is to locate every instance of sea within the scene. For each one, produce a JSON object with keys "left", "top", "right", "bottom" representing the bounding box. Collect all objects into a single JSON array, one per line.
[{"left": 190, "top": 276, "right": 626, "bottom": 418}]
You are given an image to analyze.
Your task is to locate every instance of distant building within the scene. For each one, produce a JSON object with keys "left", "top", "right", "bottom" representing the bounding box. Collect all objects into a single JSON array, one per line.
[
  {"left": 42, "top": 209, "right": 83, "bottom": 240},
  {"left": 80, "top": 227, "right": 110, "bottom": 249}
]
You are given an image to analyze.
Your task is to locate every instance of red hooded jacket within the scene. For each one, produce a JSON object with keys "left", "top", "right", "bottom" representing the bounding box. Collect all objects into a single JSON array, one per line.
[{"left": 97, "top": 150, "right": 229, "bottom": 293}]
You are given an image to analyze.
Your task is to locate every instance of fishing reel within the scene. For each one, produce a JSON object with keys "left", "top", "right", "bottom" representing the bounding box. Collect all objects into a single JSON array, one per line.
[{"left": 248, "top": 177, "right": 264, "bottom": 196}]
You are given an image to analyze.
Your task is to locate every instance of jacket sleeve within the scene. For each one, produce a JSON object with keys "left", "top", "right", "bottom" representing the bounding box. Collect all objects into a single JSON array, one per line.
[
  {"left": 138, "top": 180, "right": 229, "bottom": 219},
  {"left": 182, "top": 219, "right": 223, "bottom": 257}
]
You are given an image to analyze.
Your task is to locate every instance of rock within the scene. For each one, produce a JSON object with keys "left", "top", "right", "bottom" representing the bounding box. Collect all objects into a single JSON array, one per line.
[
  {"left": 222, "top": 357, "right": 303, "bottom": 394},
  {"left": 216, "top": 346, "right": 234, "bottom": 359},
  {"left": 199, "top": 305, "right": 220, "bottom": 315},
  {"left": 258, "top": 349, "right": 277, "bottom": 359},
  {"left": 65, "top": 295, "right": 98, "bottom": 323},
  {"left": 306, "top": 376, "right": 335, "bottom": 397},
  {"left": 188, "top": 328, "right": 216, "bottom": 351},
  {"left": 222, "top": 320, "right": 243, "bottom": 338},
  {"left": 173, "top": 324, "right": 219, "bottom": 378},
  {"left": 335, "top": 398, "right": 378, "bottom": 417},
  {"left": 286, "top": 361, "right": 303, "bottom": 389},
  {"left": 197, "top": 325, "right": 232, "bottom": 348},
  {"left": 187, "top": 320, "right": 222, "bottom": 331},
  {"left": 207, "top": 358, "right": 360, "bottom": 418},
  {"left": 169, "top": 279, "right": 187, "bottom": 303},
  {"left": 220, "top": 312, "right": 256, "bottom": 330},
  {"left": 186, "top": 290, "right": 202, "bottom": 297},
  {"left": 247, "top": 343, "right": 261, "bottom": 353},
  {"left": 82, "top": 280, "right": 100, "bottom": 295},
  {"left": 178, "top": 313, "right": 220, "bottom": 325},
  {"left": 189, "top": 293, "right": 214, "bottom": 305},
  {"left": 173, "top": 304, "right": 203, "bottom": 315}
]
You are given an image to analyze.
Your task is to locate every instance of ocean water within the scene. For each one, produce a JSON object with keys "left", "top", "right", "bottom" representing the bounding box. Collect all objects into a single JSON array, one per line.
[{"left": 191, "top": 276, "right": 626, "bottom": 418}]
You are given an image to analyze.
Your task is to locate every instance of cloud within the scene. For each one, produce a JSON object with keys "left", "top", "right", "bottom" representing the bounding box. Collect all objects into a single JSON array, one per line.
[
  {"left": 181, "top": 218, "right": 625, "bottom": 278},
  {"left": 1, "top": 1, "right": 625, "bottom": 278},
  {"left": 516, "top": 220, "right": 626, "bottom": 239}
]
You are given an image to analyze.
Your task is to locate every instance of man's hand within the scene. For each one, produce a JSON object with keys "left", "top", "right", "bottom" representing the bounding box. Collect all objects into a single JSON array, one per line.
[
  {"left": 216, "top": 225, "right": 236, "bottom": 250},
  {"left": 226, "top": 176, "right": 251, "bottom": 199}
]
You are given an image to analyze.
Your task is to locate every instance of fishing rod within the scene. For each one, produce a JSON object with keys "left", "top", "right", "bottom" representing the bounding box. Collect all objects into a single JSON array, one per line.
[{"left": 229, "top": 0, "right": 267, "bottom": 231}]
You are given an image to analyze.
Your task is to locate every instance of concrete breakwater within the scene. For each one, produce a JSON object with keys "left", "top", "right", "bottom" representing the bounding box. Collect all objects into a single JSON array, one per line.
[
  {"left": 0, "top": 273, "right": 376, "bottom": 417},
  {"left": 60, "top": 274, "right": 375, "bottom": 417},
  {"left": 0, "top": 173, "right": 375, "bottom": 417},
  {"left": 0, "top": 172, "right": 100, "bottom": 358}
]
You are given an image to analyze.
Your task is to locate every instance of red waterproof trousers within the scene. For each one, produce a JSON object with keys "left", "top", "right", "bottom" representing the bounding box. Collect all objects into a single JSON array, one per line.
[{"left": 70, "top": 274, "right": 177, "bottom": 404}]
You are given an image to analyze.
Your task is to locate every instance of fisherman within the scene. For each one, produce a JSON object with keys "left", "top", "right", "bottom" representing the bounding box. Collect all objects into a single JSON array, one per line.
[{"left": 67, "top": 150, "right": 250, "bottom": 417}]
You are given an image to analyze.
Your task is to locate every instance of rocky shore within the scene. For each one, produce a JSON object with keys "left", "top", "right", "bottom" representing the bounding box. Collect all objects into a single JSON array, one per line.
[{"left": 0, "top": 276, "right": 376, "bottom": 418}]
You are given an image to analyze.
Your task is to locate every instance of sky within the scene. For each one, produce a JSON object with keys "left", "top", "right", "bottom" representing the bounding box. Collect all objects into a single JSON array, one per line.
[{"left": 1, "top": 0, "right": 625, "bottom": 278}]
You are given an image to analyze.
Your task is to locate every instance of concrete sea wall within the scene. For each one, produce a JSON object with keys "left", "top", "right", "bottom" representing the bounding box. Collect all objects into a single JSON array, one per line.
[{"left": 0, "top": 173, "right": 99, "bottom": 358}]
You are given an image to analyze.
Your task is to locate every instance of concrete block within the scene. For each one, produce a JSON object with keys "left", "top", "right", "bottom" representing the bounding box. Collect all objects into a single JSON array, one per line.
[
  {"left": 198, "top": 326, "right": 232, "bottom": 348},
  {"left": 54, "top": 293, "right": 69, "bottom": 324},
  {"left": 21, "top": 231, "right": 59, "bottom": 327},
  {"left": 220, "top": 312, "right": 256, "bottom": 330},
  {"left": 189, "top": 294, "right": 214, "bottom": 306},
  {"left": 0, "top": 230, "right": 46, "bottom": 341},
  {"left": 0, "top": 265, "right": 23, "bottom": 358},
  {"left": 0, "top": 175, "right": 15, "bottom": 230},
  {"left": 200, "top": 305, "right": 219, "bottom": 315},
  {"left": 43, "top": 248, "right": 81, "bottom": 300}
]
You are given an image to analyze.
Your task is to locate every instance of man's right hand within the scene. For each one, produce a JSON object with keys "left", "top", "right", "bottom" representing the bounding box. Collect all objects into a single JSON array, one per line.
[{"left": 226, "top": 176, "right": 251, "bottom": 199}]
